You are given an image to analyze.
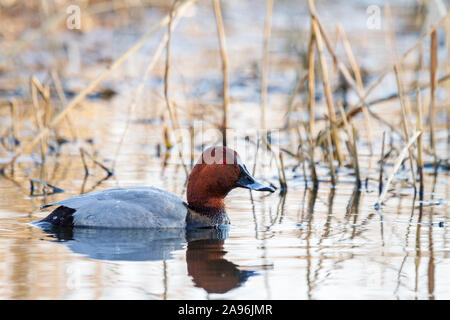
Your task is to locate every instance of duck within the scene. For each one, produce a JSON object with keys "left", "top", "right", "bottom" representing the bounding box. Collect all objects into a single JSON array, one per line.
[{"left": 36, "top": 146, "right": 275, "bottom": 229}]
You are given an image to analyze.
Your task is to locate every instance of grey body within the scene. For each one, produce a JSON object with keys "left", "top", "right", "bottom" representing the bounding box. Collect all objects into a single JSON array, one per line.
[{"left": 40, "top": 186, "right": 188, "bottom": 228}]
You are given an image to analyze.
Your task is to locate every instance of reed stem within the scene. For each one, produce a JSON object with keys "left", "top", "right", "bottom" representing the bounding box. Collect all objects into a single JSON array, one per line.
[
  {"left": 394, "top": 65, "right": 417, "bottom": 191},
  {"left": 416, "top": 88, "right": 424, "bottom": 199},
  {"left": 261, "top": 0, "right": 273, "bottom": 131},
  {"left": 307, "top": 24, "right": 316, "bottom": 141},
  {"left": 429, "top": 30, "right": 438, "bottom": 167},
  {"left": 213, "top": 0, "right": 230, "bottom": 147}
]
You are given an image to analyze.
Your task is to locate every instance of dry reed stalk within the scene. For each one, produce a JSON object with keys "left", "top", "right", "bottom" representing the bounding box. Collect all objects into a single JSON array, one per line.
[
  {"left": 338, "top": 102, "right": 359, "bottom": 187},
  {"left": 384, "top": 4, "right": 398, "bottom": 58},
  {"left": 1, "top": 0, "right": 196, "bottom": 170},
  {"left": 337, "top": 102, "right": 352, "bottom": 141},
  {"left": 51, "top": 70, "right": 113, "bottom": 176},
  {"left": 394, "top": 65, "right": 417, "bottom": 189},
  {"left": 213, "top": 0, "right": 230, "bottom": 146},
  {"left": 385, "top": 4, "right": 416, "bottom": 128},
  {"left": 337, "top": 24, "right": 373, "bottom": 152},
  {"left": 285, "top": 73, "right": 308, "bottom": 125},
  {"left": 261, "top": 135, "right": 283, "bottom": 185},
  {"left": 9, "top": 99, "right": 19, "bottom": 152},
  {"left": 338, "top": 102, "right": 362, "bottom": 187},
  {"left": 307, "top": 25, "right": 316, "bottom": 140},
  {"left": 252, "top": 134, "right": 260, "bottom": 176},
  {"left": 279, "top": 152, "right": 287, "bottom": 191},
  {"left": 29, "top": 179, "right": 64, "bottom": 196},
  {"left": 80, "top": 147, "right": 89, "bottom": 176},
  {"left": 164, "top": 0, "right": 189, "bottom": 177},
  {"left": 378, "top": 131, "right": 386, "bottom": 196},
  {"left": 30, "top": 77, "right": 49, "bottom": 182},
  {"left": 307, "top": 0, "right": 343, "bottom": 165},
  {"left": 42, "top": 84, "right": 52, "bottom": 128},
  {"left": 50, "top": 70, "right": 78, "bottom": 140},
  {"left": 80, "top": 147, "right": 113, "bottom": 177},
  {"left": 376, "top": 131, "right": 422, "bottom": 207},
  {"left": 351, "top": 125, "right": 361, "bottom": 188},
  {"left": 326, "top": 128, "right": 336, "bottom": 186},
  {"left": 261, "top": 0, "right": 274, "bottom": 131},
  {"left": 30, "top": 77, "right": 45, "bottom": 131},
  {"left": 164, "top": 1, "right": 179, "bottom": 129},
  {"left": 336, "top": 13, "right": 449, "bottom": 129},
  {"left": 429, "top": 30, "right": 438, "bottom": 165},
  {"left": 314, "top": 16, "right": 405, "bottom": 168},
  {"left": 30, "top": 78, "right": 46, "bottom": 149},
  {"left": 294, "top": 125, "right": 308, "bottom": 188},
  {"left": 366, "top": 73, "right": 450, "bottom": 107},
  {"left": 416, "top": 88, "right": 424, "bottom": 197},
  {"left": 313, "top": 16, "right": 365, "bottom": 107},
  {"left": 308, "top": 135, "right": 318, "bottom": 189},
  {"left": 189, "top": 124, "right": 195, "bottom": 168},
  {"left": 394, "top": 65, "right": 414, "bottom": 130},
  {"left": 162, "top": 116, "right": 173, "bottom": 150}
]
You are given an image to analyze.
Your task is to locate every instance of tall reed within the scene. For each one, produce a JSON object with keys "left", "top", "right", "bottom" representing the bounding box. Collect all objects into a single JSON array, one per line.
[{"left": 213, "top": 0, "right": 230, "bottom": 147}]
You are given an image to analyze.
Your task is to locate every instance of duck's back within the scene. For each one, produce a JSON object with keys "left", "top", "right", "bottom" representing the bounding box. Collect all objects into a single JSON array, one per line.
[{"left": 39, "top": 187, "right": 188, "bottom": 228}]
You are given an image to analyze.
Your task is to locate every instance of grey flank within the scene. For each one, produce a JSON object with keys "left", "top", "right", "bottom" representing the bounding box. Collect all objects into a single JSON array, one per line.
[{"left": 41, "top": 186, "right": 188, "bottom": 228}]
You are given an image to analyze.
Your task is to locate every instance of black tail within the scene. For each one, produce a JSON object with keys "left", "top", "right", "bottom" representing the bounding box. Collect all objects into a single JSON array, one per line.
[{"left": 40, "top": 206, "right": 76, "bottom": 227}]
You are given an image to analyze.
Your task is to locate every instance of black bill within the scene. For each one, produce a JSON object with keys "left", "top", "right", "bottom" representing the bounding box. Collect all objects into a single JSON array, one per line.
[{"left": 234, "top": 164, "right": 276, "bottom": 192}]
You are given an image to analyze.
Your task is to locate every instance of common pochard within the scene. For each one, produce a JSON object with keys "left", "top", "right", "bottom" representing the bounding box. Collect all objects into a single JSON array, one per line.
[{"left": 37, "top": 146, "right": 275, "bottom": 229}]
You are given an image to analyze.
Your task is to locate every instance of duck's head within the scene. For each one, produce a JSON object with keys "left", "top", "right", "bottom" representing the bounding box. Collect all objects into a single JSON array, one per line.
[{"left": 187, "top": 146, "right": 275, "bottom": 214}]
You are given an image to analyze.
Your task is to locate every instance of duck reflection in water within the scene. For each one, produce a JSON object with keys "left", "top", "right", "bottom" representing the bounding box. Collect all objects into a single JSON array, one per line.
[
  {"left": 41, "top": 226, "right": 256, "bottom": 294},
  {"left": 186, "top": 229, "right": 256, "bottom": 294}
]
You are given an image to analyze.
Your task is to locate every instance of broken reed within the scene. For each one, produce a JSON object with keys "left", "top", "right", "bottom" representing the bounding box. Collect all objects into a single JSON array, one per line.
[{"left": 377, "top": 131, "right": 422, "bottom": 207}]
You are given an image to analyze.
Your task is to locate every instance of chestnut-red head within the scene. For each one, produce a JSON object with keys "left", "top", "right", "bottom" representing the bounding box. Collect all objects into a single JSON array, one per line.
[{"left": 186, "top": 146, "right": 275, "bottom": 213}]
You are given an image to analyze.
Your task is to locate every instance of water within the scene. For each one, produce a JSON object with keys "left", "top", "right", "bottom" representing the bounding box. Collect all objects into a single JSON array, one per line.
[{"left": 0, "top": 0, "right": 448, "bottom": 299}]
